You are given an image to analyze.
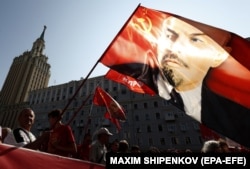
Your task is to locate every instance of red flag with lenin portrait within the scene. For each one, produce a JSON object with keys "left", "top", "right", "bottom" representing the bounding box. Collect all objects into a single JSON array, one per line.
[
  {"left": 93, "top": 87, "right": 126, "bottom": 131},
  {"left": 99, "top": 4, "right": 250, "bottom": 148}
]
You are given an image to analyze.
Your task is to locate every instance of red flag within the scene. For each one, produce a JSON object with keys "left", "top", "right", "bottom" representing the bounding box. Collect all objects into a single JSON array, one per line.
[
  {"left": 93, "top": 87, "right": 126, "bottom": 131},
  {"left": 99, "top": 5, "right": 250, "bottom": 148},
  {"left": 105, "top": 69, "right": 156, "bottom": 95}
]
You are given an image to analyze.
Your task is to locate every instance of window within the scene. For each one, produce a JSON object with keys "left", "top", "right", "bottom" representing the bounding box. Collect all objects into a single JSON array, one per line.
[
  {"left": 57, "top": 89, "right": 61, "bottom": 95},
  {"left": 171, "top": 137, "right": 178, "bottom": 145},
  {"left": 167, "top": 124, "right": 175, "bottom": 133},
  {"left": 69, "top": 87, "right": 73, "bottom": 94},
  {"left": 158, "top": 124, "right": 163, "bottom": 132},
  {"left": 185, "top": 137, "right": 191, "bottom": 144},
  {"left": 192, "top": 122, "right": 200, "bottom": 130},
  {"left": 160, "top": 138, "right": 165, "bottom": 145},
  {"left": 154, "top": 101, "right": 158, "bottom": 107},
  {"left": 136, "top": 128, "right": 141, "bottom": 133},
  {"left": 135, "top": 115, "right": 139, "bottom": 121},
  {"left": 121, "top": 89, "right": 126, "bottom": 94},
  {"left": 149, "top": 138, "right": 153, "bottom": 146},
  {"left": 156, "top": 112, "right": 160, "bottom": 119},
  {"left": 147, "top": 125, "right": 152, "bottom": 133},
  {"left": 165, "top": 112, "right": 175, "bottom": 121},
  {"left": 134, "top": 104, "right": 138, "bottom": 109},
  {"left": 180, "top": 123, "right": 187, "bottom": 132},
  {"left": 144, "top": 103, "right": 148, "bottom": 108}
]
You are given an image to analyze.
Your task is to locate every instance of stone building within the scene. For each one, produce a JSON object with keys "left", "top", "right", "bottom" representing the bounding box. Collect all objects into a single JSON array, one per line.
[{"left": 0, "top": 26, "right": 50, "bottom": 128}]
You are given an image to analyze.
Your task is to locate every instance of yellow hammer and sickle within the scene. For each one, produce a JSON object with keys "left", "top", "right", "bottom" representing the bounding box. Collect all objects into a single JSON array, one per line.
[{"left": 132, "top": 16, "right": 152, "bottom": 34}]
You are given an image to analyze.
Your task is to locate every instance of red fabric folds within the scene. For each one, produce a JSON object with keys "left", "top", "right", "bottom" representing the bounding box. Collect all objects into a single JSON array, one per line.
[
  {"left": 0, "top": 143, "right": 105, "bottom": 169},
  {"left": 105, "top": 69, "right": 156, "bottom": 95},
  {"left": 93, "top": 87, "right": 126, "bottom": 131}
]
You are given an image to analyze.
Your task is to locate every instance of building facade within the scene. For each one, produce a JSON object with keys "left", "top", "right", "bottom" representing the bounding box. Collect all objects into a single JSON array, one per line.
[
  {"left": 0, "top": 26, "right": 51, "bottom": 127},
  {"left": 29, "top": 76, "right": 203, "bottom": 152}
]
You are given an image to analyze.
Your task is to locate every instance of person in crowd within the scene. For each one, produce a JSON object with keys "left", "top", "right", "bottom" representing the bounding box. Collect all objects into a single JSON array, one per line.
[
  {"left": 118, "top": 139, "right": 129, "bottom": 153},
  {"left": 89, "top": 127, "right": 113, "bottom": 165},
  {"left": 4, "top": 108, "right": 49, "bottom": 150},
  {"left": 147, "top": 146, "right": 161, "bottom": 153},
  {"left": 130, "top": 144, "right": 141, "bottom": 153},
  {"left": 77, "top": 132, "right": 92, "bottom": 160},
  {"left": 4, "top": 108, "right": 36, "bottom": 147},
  {"left": 0, "top": 126, "right": 11, "bottom": 143},
  {"left": 201, "top": 139, "right": 222, "bottom": 153},
  {"left": 107, "top": 139, "right": 119, "bottom": 154},
  {"left": 46, "top": 109, "right": 77, "bottom": 157}
]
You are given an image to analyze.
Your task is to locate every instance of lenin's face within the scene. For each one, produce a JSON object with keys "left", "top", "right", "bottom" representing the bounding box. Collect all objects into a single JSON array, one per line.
[{"left": 157, "top": 16, "right": 228, "bottom": 91}]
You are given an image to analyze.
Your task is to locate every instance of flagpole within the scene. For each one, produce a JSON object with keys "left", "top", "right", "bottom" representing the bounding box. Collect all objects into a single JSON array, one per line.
[
  {"left": 66, "top": 93, "right": 92, "bottom": 125},
  {"left": 61, "top": 3, "right": 141, "bottom": 116}
]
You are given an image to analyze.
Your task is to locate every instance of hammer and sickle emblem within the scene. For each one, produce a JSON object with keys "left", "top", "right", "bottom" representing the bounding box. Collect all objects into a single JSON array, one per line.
[{"left": 132, "top": 16, "right": 152, "bottom": 33}]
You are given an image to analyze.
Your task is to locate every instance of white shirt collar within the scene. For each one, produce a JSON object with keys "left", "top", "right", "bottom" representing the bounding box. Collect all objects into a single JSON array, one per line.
[{"left": 179, "top": 84, "right": 202, "bottom": 122}]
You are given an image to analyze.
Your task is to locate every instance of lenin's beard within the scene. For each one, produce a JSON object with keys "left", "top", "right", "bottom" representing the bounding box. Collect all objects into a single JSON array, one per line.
[
  {"left": 161, "top": 53, "right": 186, "bottom": 87},
  {"left": 162, "top": 68, "right": 179, "bottom": 87}
]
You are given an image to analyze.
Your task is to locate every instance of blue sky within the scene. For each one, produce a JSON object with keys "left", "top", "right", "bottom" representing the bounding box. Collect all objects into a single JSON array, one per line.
[{"left": 1, "top": 0, "right": 250, "bottom": 90}]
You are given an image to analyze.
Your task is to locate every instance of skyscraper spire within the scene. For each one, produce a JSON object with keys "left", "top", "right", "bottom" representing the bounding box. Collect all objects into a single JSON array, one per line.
[{"left": 40, "top": 25, "right": 47, "bottom": 40}]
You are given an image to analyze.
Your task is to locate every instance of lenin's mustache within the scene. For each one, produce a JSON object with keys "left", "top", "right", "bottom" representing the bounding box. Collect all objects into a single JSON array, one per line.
[{"left": 161, "top": 52, "right": 189, "bottom": 68}]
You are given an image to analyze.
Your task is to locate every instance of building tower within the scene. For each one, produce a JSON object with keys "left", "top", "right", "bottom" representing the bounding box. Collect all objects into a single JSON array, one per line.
[{"left": 0, "top": 26, "right": 51, "bottom": 127}]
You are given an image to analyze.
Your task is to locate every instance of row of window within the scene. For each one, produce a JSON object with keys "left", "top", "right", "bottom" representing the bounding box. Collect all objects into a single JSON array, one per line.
[{"left": 137, "top": 136, "right": 203, "bottom": 147}]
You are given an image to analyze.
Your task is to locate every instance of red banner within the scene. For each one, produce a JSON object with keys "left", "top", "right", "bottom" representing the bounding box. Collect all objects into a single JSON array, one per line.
[
  {"left": 105, "top": 69, "right": 156, "bottom": 95},
  {"left": 0, "top": 143, "right": 105, "bottom": 169}
]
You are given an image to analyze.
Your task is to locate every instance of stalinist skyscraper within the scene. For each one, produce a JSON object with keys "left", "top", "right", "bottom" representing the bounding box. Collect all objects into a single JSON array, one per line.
[{"left": 0, "top": 26, "right": 51, "bottom": 128}]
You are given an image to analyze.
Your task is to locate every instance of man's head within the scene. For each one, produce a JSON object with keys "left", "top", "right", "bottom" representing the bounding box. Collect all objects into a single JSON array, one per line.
[
  {"left": 156, "top": 16, "right": 228, "bottom": 91},
  {"left": 48, "top": 109, "right": 62, "bottom": 127},
  {"left": 201, "top": 140, "right": 222, "bottom": 153},
  {"left": 96, "top": 127, "right": 112, "bottom": 144},
  {"left": 110, "top": 140, "right": 119, "bottom": 153},
  {"left": 18, "top": 108, "right": 35, "bottom": 131},
  {"left": 118, "top": 139, "right": 129, "bottom": 153}
]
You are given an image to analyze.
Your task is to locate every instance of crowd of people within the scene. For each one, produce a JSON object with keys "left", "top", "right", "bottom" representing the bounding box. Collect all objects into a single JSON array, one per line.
[
  {"left": 0, "top": 108, "right": 77, "bottom": 156},
  {"left": 0, "top": 107, "right": 249, "bottom": 166}
]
